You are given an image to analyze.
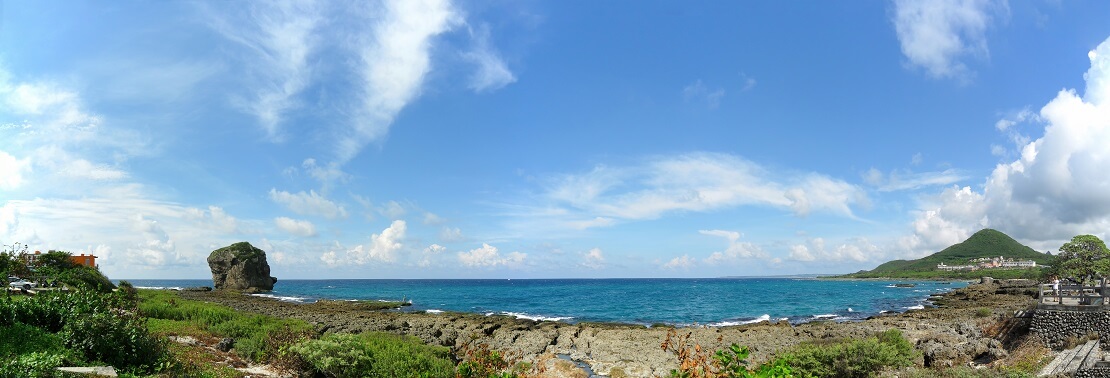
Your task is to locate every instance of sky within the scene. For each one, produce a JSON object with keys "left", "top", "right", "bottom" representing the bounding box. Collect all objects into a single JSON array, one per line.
[{"left": 2, "top": 1, "right": 1110, "bottom": 279}]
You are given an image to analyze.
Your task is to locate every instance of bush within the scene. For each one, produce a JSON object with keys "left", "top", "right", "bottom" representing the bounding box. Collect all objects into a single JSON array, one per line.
[
  {"left": 975, "top": 308, "right": 992, "bottom": 318},
  {"left": 0, "top": 290, "right": 165, "bottom": 374},
  {"left": 0, "top": 351, "right": 68, "bottom": 378},
  {"left": 291, "top": 332, "right": 455, "bottom": 378},
  {"left": 0, "top": 322, "right": 68, "bottom": 359},
  {"left": 783, "top": 329, "right": 917, "bottom": 378}
]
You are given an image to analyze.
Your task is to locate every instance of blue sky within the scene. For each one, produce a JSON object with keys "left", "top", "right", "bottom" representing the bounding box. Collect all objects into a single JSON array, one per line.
[{"left": 3, "top": 0, "right": 1110, "bottom": 279}]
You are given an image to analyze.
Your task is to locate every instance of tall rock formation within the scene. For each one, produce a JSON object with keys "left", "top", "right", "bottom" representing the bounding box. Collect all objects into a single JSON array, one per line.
[{"left": 207, "top": 242, "right": 277, "bottom": 292}]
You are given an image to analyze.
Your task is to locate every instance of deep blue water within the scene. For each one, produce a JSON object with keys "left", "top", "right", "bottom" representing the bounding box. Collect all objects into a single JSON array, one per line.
[{"left": 121, "top": 278, "right": 965, "bottom": 326}]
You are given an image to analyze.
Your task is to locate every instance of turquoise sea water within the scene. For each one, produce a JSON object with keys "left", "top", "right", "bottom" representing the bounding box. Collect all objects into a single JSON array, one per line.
[{"left": 122, "top": 278, "right": 966, "bottom": 326}]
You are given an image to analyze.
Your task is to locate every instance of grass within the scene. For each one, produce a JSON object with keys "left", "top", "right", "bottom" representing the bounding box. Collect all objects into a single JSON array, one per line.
[{"left": 137, "top": 289, "right": 314, "bottom": 363}]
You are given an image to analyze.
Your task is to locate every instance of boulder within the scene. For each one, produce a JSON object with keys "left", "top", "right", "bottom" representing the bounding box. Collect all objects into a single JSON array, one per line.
[{"left": 207, "top": 242, "right": 277, "bottom": 291}]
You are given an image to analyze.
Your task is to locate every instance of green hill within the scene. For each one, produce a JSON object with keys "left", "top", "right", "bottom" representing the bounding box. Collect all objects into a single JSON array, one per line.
[{"left": 845, "top": 229, "right": 1055, "bottom": 279}]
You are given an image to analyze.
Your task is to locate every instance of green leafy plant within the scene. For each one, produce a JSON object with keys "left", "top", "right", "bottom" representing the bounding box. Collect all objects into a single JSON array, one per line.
[
  {"left": 290, "top": 332, "right": 455, "bottom": 378},
  {"left": 456, "top": 340, "right": 529, "bottom": 378},
  {"left": 782, "top": 329, "right": 916, "bottom": 378}
]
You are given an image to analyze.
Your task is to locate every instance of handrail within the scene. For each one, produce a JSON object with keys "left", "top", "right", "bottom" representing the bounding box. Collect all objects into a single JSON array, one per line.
[{"left": 1038, "top": 283, "right": 1110, "bottom": 306}]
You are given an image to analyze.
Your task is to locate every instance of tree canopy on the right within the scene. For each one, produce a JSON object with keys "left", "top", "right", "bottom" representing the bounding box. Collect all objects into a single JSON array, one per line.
[{"left": 1053, "top": 234, "right": 1110, "bottom": 284}]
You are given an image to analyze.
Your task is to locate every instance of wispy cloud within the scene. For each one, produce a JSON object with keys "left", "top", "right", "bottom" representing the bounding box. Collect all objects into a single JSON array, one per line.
[
  {"left": 340, "top": 0, "right": 462, "bottom": 162},
  {"left": 205, "top": 0, "right": 323, "bottom": 140},
  {"left": 463, "top": 23, "right": 516, "bottom": 92},
  {"left": 682, "top": 80, "right": 726, "bottom": 108},
  {"left": 891, "top": 0, "right": 1007, "bottom": 80},
  {"left": 862, "top": 168, "right": 968, "bottom": 192},
  {"left": 540, "top": 152, "right": 866, "bottom": 222},
  {"left": 700, "top": 230, "right": 766, "bottom": 263},
  {"left": 269, "top": 189, "right": 348, "bottom": 219}
]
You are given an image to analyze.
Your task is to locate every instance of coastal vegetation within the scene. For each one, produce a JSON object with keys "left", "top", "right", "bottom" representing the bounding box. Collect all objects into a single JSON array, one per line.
[
  {"left": 1050, "top": 234, "right": 1110, "bottom": 283},
  {"left": 841, "top": 229, "right": 1055, "bottom": 279}
]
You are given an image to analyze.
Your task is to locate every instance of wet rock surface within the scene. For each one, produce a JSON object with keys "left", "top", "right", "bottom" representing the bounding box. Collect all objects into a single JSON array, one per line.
[{"left": 178, "top": 281, "right": 1038, "bottom": 377}]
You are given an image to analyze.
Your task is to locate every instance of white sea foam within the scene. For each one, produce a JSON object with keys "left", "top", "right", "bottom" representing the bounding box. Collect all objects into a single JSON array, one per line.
[
  {"left": 426, "top": 309, "right": 444, "bottom": 314},
  {"left": 501, "top": 311, "right": 573, "bottom": 322},
  {"left": 251, "top": 293, "right": 310, "bottom": 303},
  {"left": 904, "top": 305, "right": 925, "bottom": 310},
  {"left": 812, "top": 314, "right": 837, "bottom": 319},
  {"left": 135, "top": 286, "right": 183, "bottom": 290},
  {"left": 847, "top": 307, "right": 854, "bottom": 312},
  {"left": 708, "top": 314, "right": 772, "bottom": 327}
]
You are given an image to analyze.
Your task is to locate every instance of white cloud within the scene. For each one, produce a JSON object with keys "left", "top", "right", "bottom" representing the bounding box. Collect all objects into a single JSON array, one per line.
[
  {"left": 423, "top": 212, "right": 445, "bottom": 225},
  {"left": 378, "top": 200, "right": 407, "bottom": 219},
  {"left": 339, "top": 0, "right": 462, "bottom": 162},
  {"left": 269, "top": 189, "right": 348, "bottom": 219},
  {"left": 417, "top": 243, "right": 446, "bottom": 267},
  {"left": 439, "top": 227, "right": 464, "bottom": 242},
  {"left": 580, "top": 248, "right": 605, "bottom": 269},
  {"left": 542, "top": 153, "right": 866, "bottom": 222},
  {"left": 0, "top": 150, "right": 31, "bottom": 190},
  {"left": 662, "top": 255, "right": 695, "bottom": 270},
  {"left": 683, "top": 80, "right": 725, "bottom": 108},
  {"left": 300, "top": 158, "right": 350, "bottom": 186},
  {"left": 463, "top": 24, "right": 516, "bottom": 92},
  {"left": 566, "top": 217, "right": 616, "bottom": 230},
  {"left": 788, "top": 237, "right": 876, "bottom": 262},
  {"left": 862, "top": 168, "right": 968, "bottom": 191},
  {"left": 275, "top": 216, "right": 317, "bottom": 237},
  {"left": 206, "top": 0, "right": 323, "bottom": 140},
  {"left": 700, "top": 230, "right": 766, "bottom": 263},
  {"left": 901, "top": 37, "right": 1110, "bottom": 254},
  {"left": 321, "top": 220, "right": 407, "bottom": 267},
  {"left": 457, "top": 243, "right": 526, "bottom": 268},
  {"left": 892, "top": 0, "right": 1006, "bottom": 80}
]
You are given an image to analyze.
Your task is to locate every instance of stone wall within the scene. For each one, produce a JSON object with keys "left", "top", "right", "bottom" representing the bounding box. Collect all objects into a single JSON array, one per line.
[
  {"left": 1076, "top": 367, "right": 1110, "bottom": 378},
  {"left": 1032, "top": 310, "right": 1110, "bottom": 349}
]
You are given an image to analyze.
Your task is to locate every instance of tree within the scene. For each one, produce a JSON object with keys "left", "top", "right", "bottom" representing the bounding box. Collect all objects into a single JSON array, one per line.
[{"left": 1054, "top": 234, "right": 1110, "bottom": 284}]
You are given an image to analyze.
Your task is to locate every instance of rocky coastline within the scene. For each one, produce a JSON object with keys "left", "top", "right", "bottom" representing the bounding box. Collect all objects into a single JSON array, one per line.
[{"left": 175, "top": 279, "right": 1042, "bottom": 377}]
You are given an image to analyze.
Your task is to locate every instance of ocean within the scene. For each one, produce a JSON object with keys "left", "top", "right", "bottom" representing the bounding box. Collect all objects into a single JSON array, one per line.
[{"left": 121, "top": 278, "right": 966, "bottom": 326}]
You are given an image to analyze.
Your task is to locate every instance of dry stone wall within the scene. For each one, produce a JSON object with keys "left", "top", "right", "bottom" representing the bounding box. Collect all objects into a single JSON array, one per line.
[{"left": 1032, "top": 310, "right": 1110, "bottom": 349}]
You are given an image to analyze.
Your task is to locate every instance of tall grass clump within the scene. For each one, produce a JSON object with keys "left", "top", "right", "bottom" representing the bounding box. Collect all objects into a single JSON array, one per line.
[
  {"left": 290, "top": 332, "right": 456, "bottom": 378},
  {"left": 782, "top": 329, "right": 917, "bottom": 378}
]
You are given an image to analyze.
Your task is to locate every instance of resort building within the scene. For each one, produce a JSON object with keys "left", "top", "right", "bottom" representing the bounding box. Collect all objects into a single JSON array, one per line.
[
  {"left": 937, "top": 255, "right": 1036, "bottom": 271},
  {"left": 937, "top": 263, "right": 976, "bottom": 271}
]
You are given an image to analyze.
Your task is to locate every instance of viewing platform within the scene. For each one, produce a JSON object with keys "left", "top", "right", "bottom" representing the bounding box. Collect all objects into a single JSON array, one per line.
[{"left": 1038, "top": 280, "right": 1110, "bottom": 311}]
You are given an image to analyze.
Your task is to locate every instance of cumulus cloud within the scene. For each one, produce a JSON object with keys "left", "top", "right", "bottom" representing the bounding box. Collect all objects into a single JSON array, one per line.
[
  {"left": 892, "top": 0, "right": 1006, "bottom": 80},
  {"left": 457, "top": 243, "right": 526, "bottom": 268},
  {"left": 275, "top": 216, "right": 317, "bottom": 237},
  {"left": 662, "top": 255, "right": 695, "bottom": 270},
  {"left": 902, "top": 37, "right": 1110, "bottom": 254},
  {"left": 701, "top": 230, "right": 766, "bottom": 263},
  {"left": 338, "top": 0, "right": 462, "bottom": 162},
  {"left": 321, "top": 220, "right": 407, "bottom": 267},
  {"left": 269, "top": 189, "right": 348, "bottom": 219},
  {"left": 463, "top": 24, "right": 516, "bottom": 92},
  {"left": 417, "top": 243, "right": 446, "bottom": 267},
  {"left": 683, "top": 80, "right": 725, "bottom": 108},
  {"left": 205, "top": 0, "right": 323, "bottom": 140},
  {"left": 0, "top": 151, "right": 31, "bottom": 190},
  {"left": 542, "top": 152, "right": 866, "bottom": 222},
  {"left": 579, "top": 248, "right": 605, "bottom": 269}
]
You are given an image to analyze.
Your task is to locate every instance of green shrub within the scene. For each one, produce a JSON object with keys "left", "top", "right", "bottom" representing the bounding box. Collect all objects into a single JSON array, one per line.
[
  {"left": 0, "top": 351, "right": 68, "bottom": 378},
  {"left": 975, "top": 308, "right": 992, "bottom": 318},
  {"left": 291, "top": 332, "right": 455, "bottom": 378},
  {"left": 62, "top": 310, "right": 165, "bottom": 371},
  {"left": 0, "top": 322, "right": 68, "bottom": 359},
  {"left": 783, "top": 329, "right": 917, "bottom": 378}
]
